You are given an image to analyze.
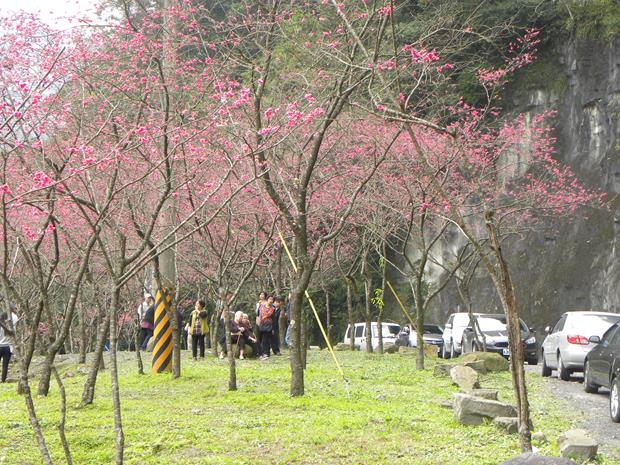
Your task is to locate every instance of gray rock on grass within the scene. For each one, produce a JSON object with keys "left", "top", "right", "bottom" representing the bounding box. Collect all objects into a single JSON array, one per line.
[
  {"left": 494, "top": 416, "right": 518, "bottom": 434},
  {"left": 557, "top": 429, "right": 598, "bottom": 462},
  {"left": 449, "top": 365, "right": 480, "bottom": 391},
  {"left": 470, "top": 388, "right": 498, "bottom": 400},
  {"left": 453, "top": 393, "right": 517, "bottom": 425}
]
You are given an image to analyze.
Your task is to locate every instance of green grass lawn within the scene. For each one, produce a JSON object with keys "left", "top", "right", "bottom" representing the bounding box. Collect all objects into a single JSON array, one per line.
[{"left": 0, "top": 350, "right": 583, "bottom": 465}]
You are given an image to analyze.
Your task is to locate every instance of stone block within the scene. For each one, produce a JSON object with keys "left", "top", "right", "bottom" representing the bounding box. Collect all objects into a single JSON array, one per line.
[
  {"left": 434, "top": 363, "right": 454, "bottom": 376},
  {"left": 532, "top": 432, "right": 548, "bottom": 444},
  {"left": 459, "top": 352, "right": 510, "bottom": 372},
  {"left": 450, "top": 365, "right": 480, "bottom": 391},
  {"left": 470, "top": 389, "right": 499, "bottom": 400},
  {"left": 463, "top": 360, "right": 488, "bottom": 374},
  {"left": 557, "top": 429, "right": 598, "bottom": 462},
  {"left": 494, "top": 416, "right": 518, "bottom": 434},
  {"left": 453, "top": 393, "right": 517, "bottom": 425}
]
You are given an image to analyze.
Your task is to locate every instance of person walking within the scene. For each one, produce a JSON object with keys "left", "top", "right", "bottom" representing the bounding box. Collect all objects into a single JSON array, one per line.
[
  {"left": 272, "top": 296, "right": 284, "bottom": 355},
  {"left": 188, "top": 300, "right": 209, "bottom": 360},
  {"left": 254, "top": 291, "right": 266, "bottom": 351},
  {"left": 258, "top": 295, "right": 275, "bottom": 360},
  {"left": 0, "top": 311, "right": 18, "bottom": 383},
  {"left": 284, "top": 294, "right": 292, "bottom": 348},
  {"left": 139, "top": 295, "right": 155, "bottom": 350}
]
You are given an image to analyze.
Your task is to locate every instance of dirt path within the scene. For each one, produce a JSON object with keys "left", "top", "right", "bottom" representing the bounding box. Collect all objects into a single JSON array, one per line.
[{"left": 526, "top": 365, "right": 620, "bottom": 459}]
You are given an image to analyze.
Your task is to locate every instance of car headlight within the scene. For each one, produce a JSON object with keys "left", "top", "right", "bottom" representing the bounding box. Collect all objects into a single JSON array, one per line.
[{"left": 524, "top": 336, "right": 536, "bottom": 345}]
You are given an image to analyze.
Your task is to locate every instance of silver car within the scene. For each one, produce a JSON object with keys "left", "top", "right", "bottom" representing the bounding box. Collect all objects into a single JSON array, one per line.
[{"left": 541, "top": 311, "right": 620, "bottom": 380}]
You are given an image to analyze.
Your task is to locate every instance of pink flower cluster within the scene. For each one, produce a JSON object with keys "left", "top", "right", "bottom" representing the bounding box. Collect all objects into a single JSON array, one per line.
[{"left": 403, "top": 45, "right": 440, "bottom": 64}]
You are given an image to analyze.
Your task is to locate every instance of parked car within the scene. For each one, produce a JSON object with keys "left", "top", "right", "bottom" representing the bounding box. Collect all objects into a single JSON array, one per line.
[
  {"left": 343, "top": 322, "right": 401, "bottom": 351},
  {"left": 583, "top": 322, "right": 620, "bottom": 422},
  {"left": 396, "top": 324, "right": 444, "bottom": 352},
  {"left": 444, "top": 312, "right": 538, "bottom": 363},
  {"left": 442, "top": 312, "right": 476, "bottom": 358},
  {"left": 541, "top": 311, "right": 620, "bottom": 381},
  {"left": 460, "top": 314, "right": 539, "bottom": 364}
]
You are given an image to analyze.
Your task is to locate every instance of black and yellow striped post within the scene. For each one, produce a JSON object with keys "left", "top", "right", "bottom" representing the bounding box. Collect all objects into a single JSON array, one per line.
[{"left": 151, "top": 288, "right": 174, "bottom": 374}]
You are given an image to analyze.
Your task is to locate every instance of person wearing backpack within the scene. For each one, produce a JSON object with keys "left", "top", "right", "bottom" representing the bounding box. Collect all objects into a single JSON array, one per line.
[
  {"left": 258, "top": 295, "right": 275, "bottom": 360},
  {"left": 188, "top": 300, "right": 209, "bottom": 360}
]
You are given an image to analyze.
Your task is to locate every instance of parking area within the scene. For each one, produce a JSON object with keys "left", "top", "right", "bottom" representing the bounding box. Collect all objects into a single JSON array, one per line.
[{"left": 525, "top": 365, "right": 620, "bottom": 459}]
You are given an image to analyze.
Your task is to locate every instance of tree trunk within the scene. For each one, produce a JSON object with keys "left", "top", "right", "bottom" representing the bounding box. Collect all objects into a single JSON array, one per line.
[
  {"left": 324, "top": 285, "right": 331, "bottom": 346},
  {"left": 346, "top": 279, "right": 355, "bottom": 351},
  {"left": 289, "top": 289, "right": 304, "bottom": 396},
  {"left": 486, "top": 219, "right": 532, "bottom": 452},
  {"left": 80, "top": 311, "right": 110, "bottom": 407},
  {"left": 376, "top": 310, "right": 383, "bottom": 355},
  {"left": 109, "top": 287, "right": 125, "bottom": 465},
  {"left": 210, "top": 308, "right": 219, "bottom": 356},
  {"left": 377, "top": 244, "right": 387, "bottom": 355},
  {"left": 78, "top": 303, "right": 87, "bottom": 364},
  {"left": 223, "top": 293, "right": 237, "bottom": 391},
  {"left": 134, "top": 323, "right": 144, "bottom": 375},
  {"left": 415, "top": 312, "right": 425, "bottom": 370},
  {"left": 411, "top": 279, "right": 425, "bottom": 370},
  {"left": 363, "top": 278, "right": 373, "bottom": 354},
  {"left": 52, "top": 366, "right": 73, "bottom": 465},
  {"left": 300, "top": 300, "right": 308, "bottom": 369},
  {"left": 21, "top": 376, "right": 53, "bottom": 465},
  {"left": 168, "top": 295, "right": 181, "bottom": 379}
]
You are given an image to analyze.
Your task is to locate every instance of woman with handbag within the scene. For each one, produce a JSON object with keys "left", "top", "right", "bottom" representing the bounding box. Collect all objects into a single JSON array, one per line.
[
  {"left": 188, "top": 300, "right": 209, "bottom": 360},
  {"left": 258, "top": 295, "right": 275, "bottom": 360}
]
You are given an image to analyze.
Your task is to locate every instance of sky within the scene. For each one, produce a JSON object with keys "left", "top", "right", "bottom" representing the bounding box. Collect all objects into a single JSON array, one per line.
[{"left": 0, "top": 0, "right": 98, "bottom": 26}]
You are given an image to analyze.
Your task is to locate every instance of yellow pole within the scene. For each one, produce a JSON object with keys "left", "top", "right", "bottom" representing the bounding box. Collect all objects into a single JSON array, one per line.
[
  {"left": 386, "top": 281, "right": 418, "bottom": 333},
  {"left": 151, "top": 288, "right": 173, "bottom": 373},
  {"left": 277, "top": 231, "right": 349, "bottom": 392}
]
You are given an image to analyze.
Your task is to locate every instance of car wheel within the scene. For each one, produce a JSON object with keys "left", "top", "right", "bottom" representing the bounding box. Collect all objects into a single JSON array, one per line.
[
  {"left": 583, "top": 360, "right": 598, "bottom": 393},
  {"left": 541, "top": 351, "right": 551, "bottom": 377},
  {"left": 441, "top": 342, "right": 449, "bottom": 359},
  {"left": 611, "top": 377, "right": 620, "bottom": 423},
  {"left": 557, "top": 352, "right": 570, "bottom": 381}
]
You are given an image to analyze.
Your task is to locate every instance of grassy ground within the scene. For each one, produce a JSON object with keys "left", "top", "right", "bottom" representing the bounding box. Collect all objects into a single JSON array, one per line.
[{"left": 0, "top": 350, "right": 589, "bottom": 465}]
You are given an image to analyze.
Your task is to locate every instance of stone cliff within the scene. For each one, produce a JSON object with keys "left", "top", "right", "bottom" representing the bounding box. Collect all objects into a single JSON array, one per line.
[{"left": 424, "top": 37, "right": 620, "bottom": 329}]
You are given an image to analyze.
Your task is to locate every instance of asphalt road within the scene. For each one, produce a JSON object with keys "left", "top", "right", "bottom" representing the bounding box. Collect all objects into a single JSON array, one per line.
[{"left": 525, "top": 364, "right": 620, "bottom": 459}]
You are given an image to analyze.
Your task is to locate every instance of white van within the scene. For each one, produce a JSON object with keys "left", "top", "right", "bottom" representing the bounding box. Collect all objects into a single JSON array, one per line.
[
  {"left": 442, "top": 313, "right": 479, "bottom": 358},
  {"left": 343, "top": 322, "right": 401, "bottom": 351}
]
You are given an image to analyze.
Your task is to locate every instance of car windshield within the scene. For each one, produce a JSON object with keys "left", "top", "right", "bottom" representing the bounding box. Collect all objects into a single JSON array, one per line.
[
  {"left": 373, "top": 324, "right": 400, "bottom": 337},
  {"left": 423, "top": 325, "right": 443, "bottom": 334},
  {"left": 476, "top": 318, "right": 506, "bottom": 332},
  {"left": 567, "top": 314, "right": 620, "bottom": 334},
  {"left": 483, "top": 315, "right": 528, "bottom": 332}
]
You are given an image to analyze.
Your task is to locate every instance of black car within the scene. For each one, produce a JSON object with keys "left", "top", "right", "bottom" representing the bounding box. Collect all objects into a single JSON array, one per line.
[
  {"left": 396, "top": 324, "right": 444, "bottom": 349},
  {"left": 583, "top": 322, "right": 620, "bottom": 422},
  {"left": 461, "top": 314, "right": 539, "bottom": 365}
]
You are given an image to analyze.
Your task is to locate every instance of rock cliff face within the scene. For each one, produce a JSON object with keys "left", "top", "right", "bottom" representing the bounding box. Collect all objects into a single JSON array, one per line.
[{"left": 426, "top": 38, "right": 620, "bottom": 329}]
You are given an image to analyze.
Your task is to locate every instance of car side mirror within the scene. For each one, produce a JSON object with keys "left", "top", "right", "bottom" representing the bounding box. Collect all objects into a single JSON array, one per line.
[
  {"left": 589, "top": 336, "right": 601, "bottom": 344},
  {"left": 544, "top": 326, "right": 551, "bottom": 335},
  {"left": 445, "top": 324, "right": 452, "bottom": 329}
]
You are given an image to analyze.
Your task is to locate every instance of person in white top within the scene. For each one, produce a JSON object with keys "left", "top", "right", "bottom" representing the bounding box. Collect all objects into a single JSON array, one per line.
[
  {"left": 137, "top": 293, "right": 153, "bottom": 321},
  {"left": 0, "top": 311, "right": 18, "bottom": 383}
]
